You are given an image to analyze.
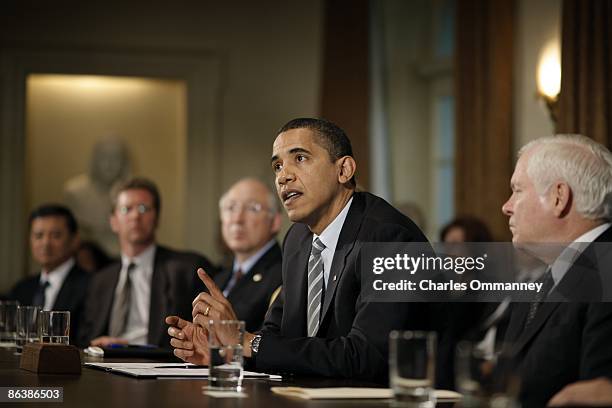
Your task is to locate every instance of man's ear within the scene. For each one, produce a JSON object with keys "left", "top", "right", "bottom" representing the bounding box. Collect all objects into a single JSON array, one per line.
[
  {"left": 551, "top": 181, "right": 572, "bottom": 218},
  {"left": 337, "top": 156, "right": 357, "bottom": 185}
]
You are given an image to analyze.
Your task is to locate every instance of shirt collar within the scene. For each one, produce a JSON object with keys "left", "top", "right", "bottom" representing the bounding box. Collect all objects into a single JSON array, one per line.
[
  {"left": 313, "top": 196, "right": 354, "bottom": 254},
  {"left": 233, "top": 239, "right": 276, "bottom": 274},
  {"left": 121, "top": 244, "right": 157, "bottom": 270},
  {"left": 550, "top": 222, "right": 611, "bottom": 285},
  {"left": 41, "top": 257, "right": 75, "bottom": 287}
]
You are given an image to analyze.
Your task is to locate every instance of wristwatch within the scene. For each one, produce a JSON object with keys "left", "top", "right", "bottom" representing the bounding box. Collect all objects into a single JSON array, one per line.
[{"left": 250, "top": 334, "right": 263, "bottom": 355}]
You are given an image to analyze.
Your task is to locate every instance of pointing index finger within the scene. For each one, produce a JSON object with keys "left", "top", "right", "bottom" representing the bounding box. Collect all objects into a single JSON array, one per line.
[{"left": 197, "top": 268, "right": 224, "bottom": 299}]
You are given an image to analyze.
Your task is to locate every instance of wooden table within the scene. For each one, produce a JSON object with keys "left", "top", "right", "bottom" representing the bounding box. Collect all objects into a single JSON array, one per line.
[{"left": 0, "top": 349, "right": 457, "bottom": 408}]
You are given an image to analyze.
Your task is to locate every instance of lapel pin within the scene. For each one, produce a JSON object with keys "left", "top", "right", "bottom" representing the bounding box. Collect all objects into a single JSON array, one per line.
[
  {"left": 333, "top": 275, "right": 337, "bottom": 281},
  {"left": 253, "top": 273, "right": 262, "bottom": 282}
]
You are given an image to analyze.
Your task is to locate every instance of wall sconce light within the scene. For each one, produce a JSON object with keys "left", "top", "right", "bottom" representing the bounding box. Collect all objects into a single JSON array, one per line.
[{"left": 537, "top": 41, "right": 561, "bottom": 124}]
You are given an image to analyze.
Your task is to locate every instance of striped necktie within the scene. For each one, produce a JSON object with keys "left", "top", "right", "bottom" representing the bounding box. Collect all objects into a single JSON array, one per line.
[
  {"left": 307, "top": 238, "right": 326, "bottom": 337},
  {"left": 109, "top": 262, "right": 136, "bottom": 337}
]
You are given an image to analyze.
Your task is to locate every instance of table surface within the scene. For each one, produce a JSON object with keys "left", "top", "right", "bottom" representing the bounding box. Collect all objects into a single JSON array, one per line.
[{"left": 0, "top": 348, "right": 454, "bottom": 408}]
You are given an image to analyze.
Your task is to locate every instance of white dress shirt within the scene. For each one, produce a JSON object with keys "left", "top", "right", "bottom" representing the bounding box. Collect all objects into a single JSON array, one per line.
[
  {"left": 312, "top": 196, "right": 353, "bottom": 288},
  {"left": 115, "top": 244, "right": 156, "bottom": 344},
  {"left": 40, "top": 257, "right": 75, "bottom": 311}
]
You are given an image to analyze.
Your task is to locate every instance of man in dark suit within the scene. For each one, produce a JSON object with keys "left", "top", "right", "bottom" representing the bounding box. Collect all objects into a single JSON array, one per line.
[
  {"left": 215, "top": 178, "right": 282, "bottom": 333},
  {"left": 9, "top": 204, "right": 88, "bottom": 344},
  {"left": 501, "top": 134, "right": 612, "bottom": 407},
  {"left": 79, "top": 177, "right": 214, "bottom": 348},
  {"left": 166, "top": 118, "right": 434, "bottom": 381}
]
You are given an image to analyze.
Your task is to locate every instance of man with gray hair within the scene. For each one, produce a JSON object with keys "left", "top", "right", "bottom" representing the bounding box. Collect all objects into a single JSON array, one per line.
[
  {"left": 501, "top": 134, "right": 612, "bottom": 407},
  {"left": 213, "top": 178, "right": 283, "bottom": 332}
]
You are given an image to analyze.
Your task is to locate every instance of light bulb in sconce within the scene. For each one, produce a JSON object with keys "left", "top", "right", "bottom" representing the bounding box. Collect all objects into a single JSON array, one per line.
[{"left": 537, "top": 41, "right": 561, "bottom": 124}]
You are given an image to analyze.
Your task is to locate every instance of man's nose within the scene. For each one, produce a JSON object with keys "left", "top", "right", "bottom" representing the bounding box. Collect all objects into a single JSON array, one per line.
[
  {"left": 277, "top": 166, "right": 294, "bottom": 185},
  {"left": 501, "top": 198, "right": 513, "bottom": 216}
]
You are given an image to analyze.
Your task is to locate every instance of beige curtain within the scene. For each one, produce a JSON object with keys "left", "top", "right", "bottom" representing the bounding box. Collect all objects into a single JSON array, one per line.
[
  {"left": 557, "top": 0, "right": 612, "bottom": 147},
  {"left": 454, "top": 0, "right": 515, "bottom": 241}
]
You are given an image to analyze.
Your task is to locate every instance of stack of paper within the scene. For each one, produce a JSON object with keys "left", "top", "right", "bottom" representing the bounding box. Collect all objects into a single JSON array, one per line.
[{"left": 84, "top": 362, "right": 280, "bottom": 379}]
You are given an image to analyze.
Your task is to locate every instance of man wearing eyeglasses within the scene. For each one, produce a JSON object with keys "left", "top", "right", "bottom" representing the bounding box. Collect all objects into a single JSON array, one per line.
[
  {"left": 79, "top": 177, "right": 215, "bottom": 348},
  {"left": 215, "top": 178, "right": 283, "bottom": 332}
]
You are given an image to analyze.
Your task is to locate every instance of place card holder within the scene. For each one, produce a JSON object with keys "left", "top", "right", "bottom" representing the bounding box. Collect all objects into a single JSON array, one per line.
[{"left": 20, "top": 343, "right": 81, "bottom": 375}]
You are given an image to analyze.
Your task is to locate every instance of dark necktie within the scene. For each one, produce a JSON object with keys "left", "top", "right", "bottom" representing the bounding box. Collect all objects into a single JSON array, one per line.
[
  {"left": 225, "top": 268, "right": 244, "bottom": 296},
  {"left": 307, "top": 238, "right": 326, "bottom": 337},
  {"left": 32, "top": 280, "right": 50, "bottom": 308},
  {"left": 109, "top": 262, "right": 136, "bottom": 337},
  {"left": 524, "top": 268, "right": 554, "bottom": 329}
]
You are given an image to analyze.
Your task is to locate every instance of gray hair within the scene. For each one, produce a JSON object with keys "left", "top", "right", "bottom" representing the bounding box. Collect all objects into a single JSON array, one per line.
[
  {"left": 519, "top": 134, "right": 612, "bottom": 221},
  {"left": 219, "top": 178, "right": 280, "bottom": 215}
]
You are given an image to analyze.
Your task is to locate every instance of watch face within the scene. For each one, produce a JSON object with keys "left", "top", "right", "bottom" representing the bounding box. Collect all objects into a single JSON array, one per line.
[{"left": 251, "top": 335, "right": 262, "bottom": 354}]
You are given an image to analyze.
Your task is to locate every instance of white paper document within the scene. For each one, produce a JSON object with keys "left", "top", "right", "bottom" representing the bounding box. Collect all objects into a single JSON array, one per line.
[
  {"left": 84, "top": 362, "right": 280, "bottom": 379},
  {"left": 270, "top": 387, "right": 462, "bottom": 401}
]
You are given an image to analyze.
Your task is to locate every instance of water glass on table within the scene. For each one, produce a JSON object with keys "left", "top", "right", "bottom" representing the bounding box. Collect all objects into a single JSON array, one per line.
[
  {"left": 389, "top": 330, "right": 437, "bottom": 407},
  {"left": 208, "top": 320, "right": 245, "bottom": 391},
  {"left": 16, "top": 305, "right": 41, "bottom": 350},
  {"left": 39, "top": 310, "right": 70, "bottom": 345},
  {"left": 0, "top": 300, "right": 19, "bottom": 347},
  {"left": 455, "top": 341, "right": 520, "bottom": 408}
]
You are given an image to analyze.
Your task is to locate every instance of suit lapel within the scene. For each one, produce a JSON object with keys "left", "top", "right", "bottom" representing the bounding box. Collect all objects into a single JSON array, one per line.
[
  {"left": 511, "top": 227, "right": 611, "bottom": 354},
  {"left": 319, "top": 193, "right": 364, "bottom": 327},
  {"left": 286, "top": 232, "right": 312, "bottom": 337},
  {"left": 148, "top": 247, "right": 168, "bottom": 345},
  {"left": 98, "top": 264, "right": 121, "bottom": 334},
  {"left": 52, "top": 266, "right": 77, "bottom": 310},
  {"left": 228, "top": 244, "right": 278, "bottom": 297},
  {"left": 512, "top": 301, "right": 561, "bottom": 355}
]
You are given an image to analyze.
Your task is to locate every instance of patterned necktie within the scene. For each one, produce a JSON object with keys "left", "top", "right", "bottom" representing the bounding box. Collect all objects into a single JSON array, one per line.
[
  {"left": 109, "top": 262, "right": 136, "bottom": 337},
  {"left": 524, "top": 267, "right": 554, "bottom": 329},
  {"left": 307, "top": 238, "right": 326, "bottom": 337},
  {"left": 32, "top": 280, "right": 50, "bottom": 308}
]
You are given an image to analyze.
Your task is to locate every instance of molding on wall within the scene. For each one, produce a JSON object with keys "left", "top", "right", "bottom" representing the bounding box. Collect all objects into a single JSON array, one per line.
[{"left": 0, "top": 45, "right": 225, "bottom": 290}]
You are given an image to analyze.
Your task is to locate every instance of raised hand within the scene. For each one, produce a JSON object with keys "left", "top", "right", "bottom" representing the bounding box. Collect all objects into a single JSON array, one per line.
[
  {"left": 192, "top": 268, "right": 239, "bottom": 328},
  {"left": 165, "top": 315, "right": 210, "bottom": 366}
]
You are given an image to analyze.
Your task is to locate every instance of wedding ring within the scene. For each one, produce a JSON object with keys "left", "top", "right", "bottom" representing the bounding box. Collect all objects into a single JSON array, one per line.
[{"left": 204, "top": 306, "right": 210, "bottom": 316}]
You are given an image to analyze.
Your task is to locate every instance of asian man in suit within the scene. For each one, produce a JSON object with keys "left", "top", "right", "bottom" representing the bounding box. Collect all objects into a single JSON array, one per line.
[
  {"left": 79, "top": 177, "right": 214, "bottom": 348},
  {"left": 215, "top": 178, "right": 282, "bottom": 332},
  {"left": 9, "top": 204, "right": 88, "bottom": 344},
  {"left": 166, "top": 118, "right": 437, "bottom": 382},
  {"left": 501, "top": 135, "right": 612, "bottom": 407}
]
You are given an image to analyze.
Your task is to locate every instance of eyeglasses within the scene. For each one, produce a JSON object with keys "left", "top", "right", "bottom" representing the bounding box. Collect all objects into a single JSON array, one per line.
[
  {"left": 117, "top": 204, "right": 153, "bottom": 215},
  {"left": 221, "top": 202, "right": 268, "bottom": 215}
]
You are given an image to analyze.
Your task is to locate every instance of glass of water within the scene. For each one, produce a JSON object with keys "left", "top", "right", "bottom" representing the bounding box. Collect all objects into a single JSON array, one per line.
[
  {"left": 389, "top": 330, "right": 437, "bottom": 407},
  {"left": 0, "top": 300, "right": 19, "bottom": 347},
  {"left": 455, "top": 341, "right": 520, "bottom": 408},
  {"left": 39, "top": 311, "right": 70, "bottom": 345},
  {"left": 16, "top": 305, "right": 41, "bottom": 350},
  {"left": 208, "top": 320, "right": 245, "bottom": 391}
]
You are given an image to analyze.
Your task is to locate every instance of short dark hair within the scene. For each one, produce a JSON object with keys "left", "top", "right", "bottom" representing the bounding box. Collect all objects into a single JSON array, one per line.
[
  {"left": 111, "top": 177, "right": 161, "bottom": 215},
  {"left": 278, "top": 117, "right": 356, "bottom": 187},
  {"left": 440, "top": 216, "right": 493, "bottom": 242},
  {"left": 29, "top": 204, "right": 78, "bottom": 235}
]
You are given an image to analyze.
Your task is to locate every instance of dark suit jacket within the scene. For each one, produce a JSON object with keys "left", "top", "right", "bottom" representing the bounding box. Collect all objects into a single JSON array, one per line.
[
  {"left": 9, "top": 263, "right": 89, "bottom": 344},
  {"left": 78, "top": 245, "right": 214, "bottom": 348},
  {"left": 254, "top": 191, "right": 437, "bottom": 382},
  {"left": 214, "top": 243, "right": 282, "bottom": 333},
  {"left": 504, "top": 226, "right": 612, "bottom": 407}
]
